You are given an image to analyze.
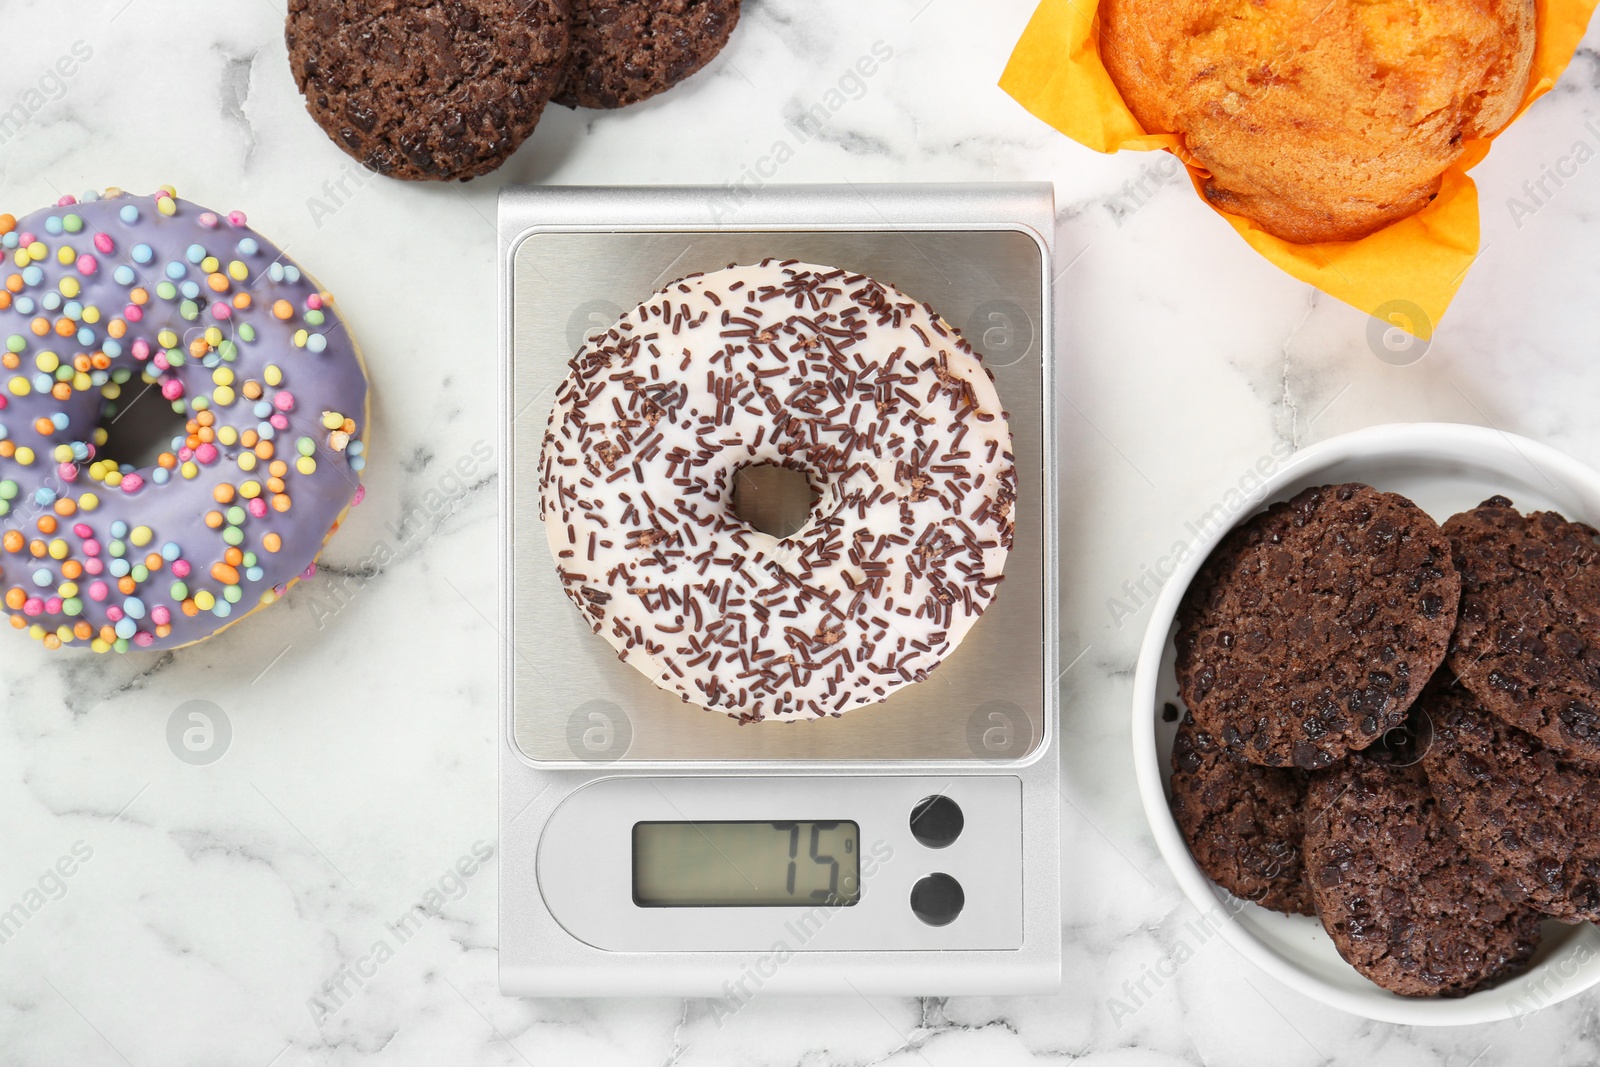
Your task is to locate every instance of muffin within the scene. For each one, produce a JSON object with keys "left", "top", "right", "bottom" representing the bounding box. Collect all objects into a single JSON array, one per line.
[{"left": 1099, "top": 0, "right": 1537, "bottom": 243}]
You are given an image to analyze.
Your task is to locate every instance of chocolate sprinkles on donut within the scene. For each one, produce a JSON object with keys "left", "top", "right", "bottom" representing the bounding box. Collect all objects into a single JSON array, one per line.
[{"left": 538, "top": 260, "right": 1017, "bottom": 721}]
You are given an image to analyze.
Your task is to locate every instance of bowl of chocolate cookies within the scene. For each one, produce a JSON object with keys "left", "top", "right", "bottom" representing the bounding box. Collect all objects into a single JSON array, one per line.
[{"left": 1132, "top": 422, "right": 1600, "bottom": 1024}]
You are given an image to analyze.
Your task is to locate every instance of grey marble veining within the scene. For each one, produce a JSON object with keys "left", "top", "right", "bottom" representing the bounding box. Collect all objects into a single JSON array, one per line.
[{"left": 2, "top": 0, "right": 1599, "bottom": 1063}]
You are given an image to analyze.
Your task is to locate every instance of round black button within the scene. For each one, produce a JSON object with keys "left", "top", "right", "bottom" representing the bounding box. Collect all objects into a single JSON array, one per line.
[
  {"left": 909, "top": 873, "right": 965, "bottom": 927},
  {"left": 909, "top": 795, "right": 964, "bottom": 849}
]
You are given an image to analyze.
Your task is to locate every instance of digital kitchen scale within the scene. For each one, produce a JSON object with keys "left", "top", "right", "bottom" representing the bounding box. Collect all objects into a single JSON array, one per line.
[{"left": 498, "top": 183, "right": 1060, "bottom": 996}]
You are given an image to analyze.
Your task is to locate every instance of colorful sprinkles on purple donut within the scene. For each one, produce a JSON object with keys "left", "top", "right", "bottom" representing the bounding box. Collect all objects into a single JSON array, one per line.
[{"left": 0, "top": 187, "right": 369, "bottom": 652}]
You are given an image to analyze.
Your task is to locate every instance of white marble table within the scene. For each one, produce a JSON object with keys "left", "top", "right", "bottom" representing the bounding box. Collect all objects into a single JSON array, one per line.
[{"left": 2, "top": 0, "right": 1599, "bottom": 1063}]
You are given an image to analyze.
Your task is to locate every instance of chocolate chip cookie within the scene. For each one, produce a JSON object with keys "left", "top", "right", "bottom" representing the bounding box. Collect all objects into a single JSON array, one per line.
[
  {"left": 1422, "top": 680, "right": 1600, "bottom": 921},
  {"left": 1304, "top": 756, "right": 1542, "bottom": 997},
  {"left": 555, "top": 0, "right": 740, "bottom": 109},
  {"left": 1176, "top": 483, "right": 1460, "bottom": 770},
  {"left": 1169, "top": 713, "right": 1314, "bottom": 914},
  {"left": 1444, "top": 497, "right": 1600, "bottom": 761},
  {"left": 287, "top": 0, "right": 570, "bottom": 182}
]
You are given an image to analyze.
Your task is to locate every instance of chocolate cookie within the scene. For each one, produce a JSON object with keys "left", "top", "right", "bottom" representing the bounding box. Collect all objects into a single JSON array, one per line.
[
  {"left": 1176, "top": 483, "right": 1460, "bottom": 770},
  {"left": 1303, "top": 757, "right": 1542, "bottom": 998},
  {"left": 1168, "top": 713, "right": 1314, "bottom": 915},
  {"left": 555, "top": 0, "right": 740, "bottom": 109},
  {"left": 286, "top": 0, "right": 570, "bottom": 182},
  {"left": 1444, "top": 497, "right": 1600, "bottom": 760},
  {"left": 1422, "top": 680, "right": 1600, "bottom": 921}
]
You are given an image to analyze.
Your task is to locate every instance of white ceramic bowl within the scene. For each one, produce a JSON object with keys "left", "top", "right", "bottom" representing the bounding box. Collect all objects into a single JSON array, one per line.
[{"left": 1132, "top": 423, "right": 1600, "bottom": 1025}]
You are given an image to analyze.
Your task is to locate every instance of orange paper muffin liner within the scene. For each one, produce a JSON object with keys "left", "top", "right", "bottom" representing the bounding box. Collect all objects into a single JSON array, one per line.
[{"left": 1000, "top": 0, "right": 1599, "bottom": 338}]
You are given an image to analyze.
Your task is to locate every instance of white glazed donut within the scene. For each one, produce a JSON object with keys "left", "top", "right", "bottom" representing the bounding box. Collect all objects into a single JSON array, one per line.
[{"left": 539, "top": 260, "right": 1017, "bottom": 721}]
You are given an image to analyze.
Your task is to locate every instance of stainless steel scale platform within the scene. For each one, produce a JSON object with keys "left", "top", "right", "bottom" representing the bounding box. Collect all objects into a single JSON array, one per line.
[{"left": 498, "top": 183, "right": 1060, "bottom": 996}]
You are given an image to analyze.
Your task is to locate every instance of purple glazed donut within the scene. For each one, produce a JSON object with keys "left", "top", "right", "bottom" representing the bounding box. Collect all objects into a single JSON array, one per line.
[{"left": 0, "top": 186, "right": 369, "bottom": 652}]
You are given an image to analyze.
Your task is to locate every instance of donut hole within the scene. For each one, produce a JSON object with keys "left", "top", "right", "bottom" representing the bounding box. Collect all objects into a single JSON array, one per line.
[
  {"left": 96, "top": 385, "right": 187, "bottom": 471},
  {"left": 730, "top": 462, "right": 818, "bottom": 539}
]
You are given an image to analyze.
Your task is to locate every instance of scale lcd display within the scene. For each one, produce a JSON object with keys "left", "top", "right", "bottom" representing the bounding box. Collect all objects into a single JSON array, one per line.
[{"left": 633, "top": 821, "right": 861, "bottom": 907}]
